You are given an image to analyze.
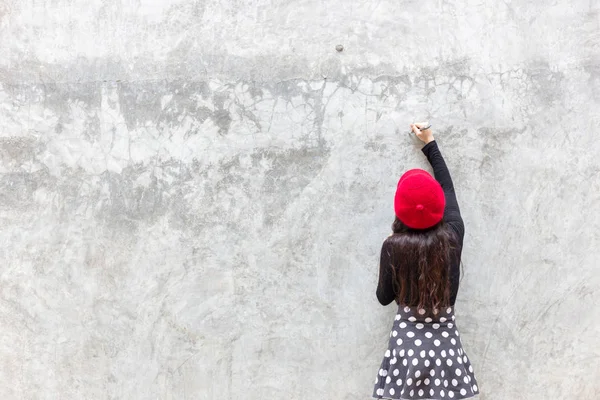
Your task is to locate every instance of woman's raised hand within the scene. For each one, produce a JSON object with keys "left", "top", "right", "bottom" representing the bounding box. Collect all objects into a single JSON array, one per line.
[{"left": 410, "top": 122, "right": 434, "bottom": 144}]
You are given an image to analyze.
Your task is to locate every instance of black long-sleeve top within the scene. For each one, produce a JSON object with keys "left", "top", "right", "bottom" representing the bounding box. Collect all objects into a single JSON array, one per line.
[{"left": 376, "top": 140, "right": 465, "bottom": 306}]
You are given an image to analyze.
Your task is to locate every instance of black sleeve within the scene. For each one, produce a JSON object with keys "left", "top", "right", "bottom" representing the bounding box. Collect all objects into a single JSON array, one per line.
[
  {"left": 376, "top": 239, "right": 396, "bottom": 306},
  {"left": 421, "top": 141, "right": 464, "bottom": 244}
]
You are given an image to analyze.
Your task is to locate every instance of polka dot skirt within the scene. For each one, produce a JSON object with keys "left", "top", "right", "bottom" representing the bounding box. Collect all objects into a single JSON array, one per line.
[{"left": 373, "top": 306, "right": 479, "bottom": 399}]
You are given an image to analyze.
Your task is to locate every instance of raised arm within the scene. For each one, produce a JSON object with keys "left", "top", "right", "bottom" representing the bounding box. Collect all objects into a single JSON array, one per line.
[{"left": 411, "top": 124, "right": 464, "bottom": 244}]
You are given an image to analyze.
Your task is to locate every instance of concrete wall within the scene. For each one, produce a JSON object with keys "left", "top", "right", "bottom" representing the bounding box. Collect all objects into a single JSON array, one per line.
[{"left": 1, "top": 1, "right": 599, "bottom": 399}]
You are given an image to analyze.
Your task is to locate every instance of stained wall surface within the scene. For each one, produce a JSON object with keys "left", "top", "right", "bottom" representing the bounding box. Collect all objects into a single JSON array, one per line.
[{"left": 0, "top": 1, "right": 599, "bottom": 399}]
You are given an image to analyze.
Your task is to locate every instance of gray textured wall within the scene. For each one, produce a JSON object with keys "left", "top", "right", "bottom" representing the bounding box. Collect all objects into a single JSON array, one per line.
[{"left": 1, "top": 1, "right": 599, "bottom": 399}]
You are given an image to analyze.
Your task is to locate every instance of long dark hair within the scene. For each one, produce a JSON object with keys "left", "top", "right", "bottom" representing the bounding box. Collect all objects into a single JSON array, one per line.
[{"left": 385, "top": 217, "right": 458, "bottom": 310}]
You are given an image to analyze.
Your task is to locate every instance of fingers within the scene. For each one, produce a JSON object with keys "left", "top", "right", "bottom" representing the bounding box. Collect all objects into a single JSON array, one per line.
[
  {"left": 414, "top": 121, "right": 429, "bottom": 130},
  {"left": 410, "top": 124, "right": 421, "bottom": 134}
]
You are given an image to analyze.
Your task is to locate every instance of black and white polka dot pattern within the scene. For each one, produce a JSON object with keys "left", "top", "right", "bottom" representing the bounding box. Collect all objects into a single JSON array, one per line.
[{"left": 373, "top": 306, "right": 479, "bottom": 399}]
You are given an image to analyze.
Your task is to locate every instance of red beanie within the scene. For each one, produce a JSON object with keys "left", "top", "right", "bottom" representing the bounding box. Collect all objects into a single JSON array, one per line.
[{"left": 394, "top": 169, "right": 445, "bottom": 229}]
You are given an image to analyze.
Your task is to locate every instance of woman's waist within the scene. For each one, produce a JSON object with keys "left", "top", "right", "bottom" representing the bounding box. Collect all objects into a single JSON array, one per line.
[{"left": 394, "top": 305, "right": 456, "bottom": 323}]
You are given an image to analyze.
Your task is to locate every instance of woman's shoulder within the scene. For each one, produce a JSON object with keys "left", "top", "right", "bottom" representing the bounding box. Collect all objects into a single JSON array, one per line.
[{"left": 381, "top": 235, "right": 394, "bottom": 251}]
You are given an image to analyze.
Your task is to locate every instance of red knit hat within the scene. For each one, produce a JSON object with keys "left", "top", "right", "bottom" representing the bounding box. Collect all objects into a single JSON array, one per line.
[{"left": 394, "top": 169, "right": 445, "bottom": 229}]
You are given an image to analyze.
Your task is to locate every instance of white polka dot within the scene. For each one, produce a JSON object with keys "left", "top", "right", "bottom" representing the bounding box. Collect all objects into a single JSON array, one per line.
[
  {"left": 430, "top": 388, "right": 435, "bottom": 396},
  {"left": 460, "top": 389, "right": 467, "bottom": 396},
  {"left": 455, "top": 368, "right": 462, "bottom": 376},
  {"left": 407, "top": 378, "right": 413, "bottom": 385},
  {"left": 395, "top": 314, "right": 401, "bottom": 321},
  {"left": 435, "top": 378, "right": 441, "bottom": 386},
  {"left": 392, "top": 331, "right": 398, "bottom": 337},
  {"left": 393, "top": 349, "right": 396, "bottom": 356},
  {"left": 408, "top": 349, "right": 414, "bottom": 357},
  {"left": 418, "top": 389, "right": 424, "bottom": 396},
  {"left": 429, "top": 350, "right": 435, "bottom": 357},
  {"left": 415, "top": 370, "right": 421, "bottom": 378},
  {"left": 375, "top": 376, "right": 378, "bottom": 384},
  {"left": 389, "top": 388, "right": 395, "bottom": 396},
  {"left": 446, "top": 307, "right": 452, "bottom": 313},
  {"left": 403, "top": 359, "right": 408, "bottom": 366},
  {"left": 463, "top": 376, "right": 469, "bottom": 384},
  {"left": 412, "top": 358, "right": 419, "bottom": 366},
  {"left": 452, "top": 379, "right": 458, "bottom": 386},
  {"left": 442, "top": 331, "right": 449, "bottom": 338},
  {"left": 440, "top": 317, "right": 447, "bottom": 323},
  {"left": 385, "top": 350, "right": 391, "bottom": 357},
  {"left": 424, "top": 359, "right": 430, "bottom": 367},
  {"left": 399, "top": 349, "right": 405, "bottom": 357},
  {"left": 390, "top": 357, "right": 397, "bottom": 364},
  {"left": 436, "top": 359, "right": 442, "bottom": 366},
  {"left": 451, "top": 338, "right": 457, "bottom": 345},
  {"left": 455, "top": 330, "right": 459, "bottom": 336},
  {"left": 473, "top": 384, "right": 478, "bottom": 392},
  {"left": 444, "top": 379, "right": 448, "bottom": 387},
  {"left": 393, "top": 369, "right": 400, "bottom": 376},
  {"left": 441, "top": 350, "right": 447, "bottom": 357},
  {"left": 463, "top": 356, "right": 468, "bottom": 363},
  {"left": 396, "top": 339, "right": 403, "bottom": 346},
  {"left": 420, "top": 350, "right": 426, "bottom": 358},
  {"left": 386, "top": 376, "right": 391, "bottom": 384},
  {"left": 408, "top": 316, "right": 416, "bottom": 322},
  {"left": 467, "top": 375, "right": 472, "bottom": 382},
  {"left": 430, "top": 369, "right": 435, "bottom": 377},
  {"left": 441, "top": 370, "right": 445, "bottom": 378},
  {"left": 415, "top": 339, "right": 422, "bottom": 346},
  {"left": 382, "top": 370, "right": 388, "bottom": 376},
  {"left": 457, "top": 357, "right": 462, "bottom": 364},
  {"left": 425, "top": 332, "right": 433, "bottom": 339},
  {"left": 440, "top": 389, "right": 445, "bottom": 397},
  {"left": 447, "top": 359, "right": 453, "bottom": 366},
  {"left": 449, "top": 390, "right": 454, "bottom": 398},
  {"left": 452, "top": 315, "right": 455, "bottom": 320},
  {"left": 399, "top": 322, "right": 407, "bottom": 328},
  {"left": 396, "top": 378, "right": 403, "bottom": 386},
  {"left": 404, "top": 306, "right": 411, "bottom": 312},
  {"left": 433, "top": 323, "right": 440, "bottom": 329},
  {"left": 448, "top": 323, "right": 454, "bottom": 328},
  {"left": 410, "top": 390, "right": 414, "bottom": 397},
  {"left": 418, "top": 308, "right": 426, "bottom": 315},
  {"left": 434, "top": 339, "right": 441, "bottom": 346},
  {"left": 416, "top": 323, "right": 424, "bottom": 329},
  {"left": 376, "top": 388, "right": 384, "bottom": 396},
  {"left": 378, "top": 369, "right": 384, "bottom": 376},
  {"left": 407, "top": 331, "right": 415, "bottom": 338},
  {"left": 425, "top": 317, "right": 432, "bottom": 323},
  {"left": 449, "top": 349, "right": 455, "bottom": 356},
  {"left": 469, "top": 365, "right": 473, "bottom": 373}
]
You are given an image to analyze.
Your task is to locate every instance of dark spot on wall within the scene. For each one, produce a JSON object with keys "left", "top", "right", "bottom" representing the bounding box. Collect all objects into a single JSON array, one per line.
[
  {"left": 248, "top": 85, "right": 264, "bottom": 99},
  {"left": 364, "top": 135, "right": 388, "bottom": 153},
  {"left": 0, "top": 170, "right": 51, "bottom": 211},
  {"left": 0, "top": 137, "right": 43, "bottom": 167},
  {"left": 212, "top": 109, "right": 232, "bottom": 134},
  {"left": 526, "top": 60, "right": 565, "bottom": 107}
]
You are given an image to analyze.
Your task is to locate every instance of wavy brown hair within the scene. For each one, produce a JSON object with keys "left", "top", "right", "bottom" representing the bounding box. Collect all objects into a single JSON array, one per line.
[{"left": 386, "top": 217, "right": 459, "bottom": 310}]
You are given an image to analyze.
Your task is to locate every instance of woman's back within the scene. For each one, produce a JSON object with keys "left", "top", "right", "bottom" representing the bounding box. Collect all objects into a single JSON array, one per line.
[{"left": 376, "top": 137, "right": 465, "bottom": 308}]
